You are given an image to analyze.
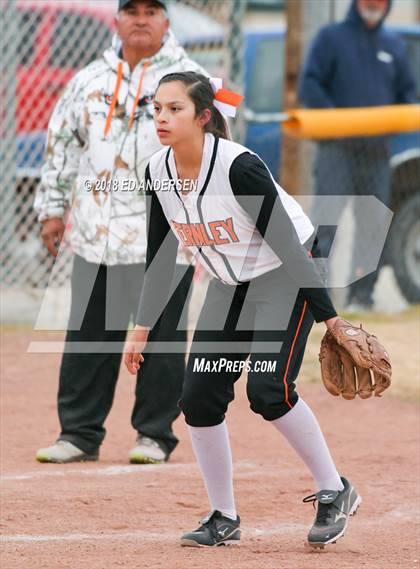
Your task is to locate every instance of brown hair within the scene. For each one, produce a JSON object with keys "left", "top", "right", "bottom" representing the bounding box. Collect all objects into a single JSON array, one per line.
[{"left": 157, "top": 71, "right": 230, "bottom": 140}]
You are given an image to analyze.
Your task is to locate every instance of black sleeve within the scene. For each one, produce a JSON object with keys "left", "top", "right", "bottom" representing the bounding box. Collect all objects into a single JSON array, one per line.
[
  {"left": 135, "top": 164, "right": 179, "bottom": 327},
  {"left": 229, "top": 152, "right": 337, "bottom": 323}
]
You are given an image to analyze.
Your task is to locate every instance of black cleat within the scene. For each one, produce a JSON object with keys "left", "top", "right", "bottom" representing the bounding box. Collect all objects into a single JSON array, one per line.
[
  {"left": 304, "top": 476, "right": 362, "bottom": 549},
  {"left": 181, "top": 510, "right": 241, "bottom": 547}
]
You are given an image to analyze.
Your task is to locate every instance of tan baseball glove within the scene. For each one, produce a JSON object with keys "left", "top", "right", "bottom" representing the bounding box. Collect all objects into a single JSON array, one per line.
[{"left": 319, "top": 318, "right": 392, "bottom": 399}]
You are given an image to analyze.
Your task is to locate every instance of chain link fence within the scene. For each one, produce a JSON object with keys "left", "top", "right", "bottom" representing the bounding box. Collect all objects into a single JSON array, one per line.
[
  {"left": 0, "top": 0, "right": 244, "bottom": 322},
  {"left": 1, "top": 0, "right": 419, "bottom": 324}
]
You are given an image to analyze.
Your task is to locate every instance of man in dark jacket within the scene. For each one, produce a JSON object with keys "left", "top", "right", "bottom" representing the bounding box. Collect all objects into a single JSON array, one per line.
[{"left": 299, "top": 0, "right": 416, "bottom": 311}]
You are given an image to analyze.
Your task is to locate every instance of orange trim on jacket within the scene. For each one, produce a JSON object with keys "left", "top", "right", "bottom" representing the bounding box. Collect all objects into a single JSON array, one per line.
[
  {"left": 104, "top": 60, "right": 151, "bottom": 137},
  {"left": 104, "top": 62, "right": 124, "bottom": 137}
]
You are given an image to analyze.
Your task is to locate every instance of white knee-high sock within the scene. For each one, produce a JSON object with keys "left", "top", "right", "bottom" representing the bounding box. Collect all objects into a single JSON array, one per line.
[
  {"left": 271, "top": 398, "right": 344, "bottom": 492},
  {"left": 187, "top": 421, "right": 237, "bottom": 520}
]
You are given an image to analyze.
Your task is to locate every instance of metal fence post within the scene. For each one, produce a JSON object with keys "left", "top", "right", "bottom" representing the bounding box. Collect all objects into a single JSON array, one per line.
[
  {"left": 0, "top": 0, "right": 17, "bottom": 282},
  {"left": 227, "top": 0, "right": 246, "bottom": 143}
]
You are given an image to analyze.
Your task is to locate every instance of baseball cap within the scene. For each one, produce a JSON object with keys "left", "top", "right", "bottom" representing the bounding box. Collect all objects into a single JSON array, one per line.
[{"left": 118, "top": 0, "right": 168, "bottom": 11}]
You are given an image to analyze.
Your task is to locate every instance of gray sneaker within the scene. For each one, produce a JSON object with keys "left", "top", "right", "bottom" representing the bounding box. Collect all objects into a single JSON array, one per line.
[
  {"left": 304, "top": 476, "right": 362, "bottom": 549},
  {"left": 129, "top": 436, "right": 169, "bottom": 464},
  {"left": 181, "top": 510, "right": 241, "bottom": 547},
  {"left": 36, "top": 440, "right": 98, "bottom": 463}
]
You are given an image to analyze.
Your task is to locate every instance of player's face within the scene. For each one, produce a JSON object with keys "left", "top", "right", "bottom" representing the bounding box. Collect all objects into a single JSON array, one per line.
[
  {"left": 116, "top": 0, "right": 169, "bottom": 53},
  {"left": 153, "top": 81, "right": 210, "bottom": 146}
]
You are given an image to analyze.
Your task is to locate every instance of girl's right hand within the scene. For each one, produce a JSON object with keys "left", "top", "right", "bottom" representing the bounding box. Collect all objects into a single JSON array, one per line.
[
  {"left": 325, "top": 316, "right": 339, "bottom": 330},
  {"left": 124, "top": 325, "right": 149, "bottom": 375}
]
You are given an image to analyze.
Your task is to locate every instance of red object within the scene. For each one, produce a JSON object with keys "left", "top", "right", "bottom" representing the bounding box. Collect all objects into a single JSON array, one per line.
[
  {"left": 16, "top": 0, "right": 115, "bottom": 134},
  {"left": 214, "top": 88, "right": 244, "bottom": 107}
]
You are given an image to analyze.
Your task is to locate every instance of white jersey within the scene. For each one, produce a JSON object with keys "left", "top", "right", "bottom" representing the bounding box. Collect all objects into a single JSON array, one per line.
[{"left": 148, "top": 133, "right": 314, "bottom": 285}]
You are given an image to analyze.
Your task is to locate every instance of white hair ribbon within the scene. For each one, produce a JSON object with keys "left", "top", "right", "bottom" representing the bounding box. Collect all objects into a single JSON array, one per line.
[{"left": 209, "top": 77, "right": 244, "bottom": 118}]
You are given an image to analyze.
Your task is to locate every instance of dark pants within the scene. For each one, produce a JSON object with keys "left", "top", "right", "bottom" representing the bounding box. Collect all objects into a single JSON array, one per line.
[
  {"left": 58, "top": 255, "right": 194, "bottom": 455},
  {"left": 180, "top": 264, "right": 314, "bottom": 427},
  {"left": 312, "top": 139, "right": 391, "bottom": 305}
]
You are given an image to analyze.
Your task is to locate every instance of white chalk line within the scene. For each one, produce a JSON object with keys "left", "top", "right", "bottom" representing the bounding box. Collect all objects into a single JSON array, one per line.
[
  {"left": 1, "top": 462, "right": 194, "bottom": 482},
  {"left": 0, "top": 530, "right": 178, "bottom": 544},
  {"left": 0, "top": 524, "right": 307, "bottom": 545},
  {"left": 0, "top": 460, "right": 273, "bottom": 483}
]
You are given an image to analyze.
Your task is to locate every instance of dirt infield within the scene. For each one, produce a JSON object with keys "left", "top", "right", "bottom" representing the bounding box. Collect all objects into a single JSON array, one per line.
[{"left": 1, "top": 312, "right": 419, "bottom": 569}]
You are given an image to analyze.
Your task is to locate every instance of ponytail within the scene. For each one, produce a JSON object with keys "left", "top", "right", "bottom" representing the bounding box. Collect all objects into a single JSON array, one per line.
[{"left": 207, "top": 105, "right": 231, "bottom": 139}]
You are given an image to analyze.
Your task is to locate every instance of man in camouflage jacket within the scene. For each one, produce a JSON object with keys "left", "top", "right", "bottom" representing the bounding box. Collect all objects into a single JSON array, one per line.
[{"left": 34, "top": 0, "right": 204, "bottom": 464}]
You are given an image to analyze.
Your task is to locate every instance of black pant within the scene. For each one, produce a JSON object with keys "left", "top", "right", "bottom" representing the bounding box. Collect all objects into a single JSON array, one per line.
[
  {"left": 58, "top": 255, "right": 194, "bottom": 455},
  {"left": 180, "top": 264, "right": 314, "bottom": 427}
]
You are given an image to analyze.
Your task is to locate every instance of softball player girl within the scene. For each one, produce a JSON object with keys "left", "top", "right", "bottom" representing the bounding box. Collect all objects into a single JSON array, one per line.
[{"left": 125, "top": 72, "right": 361, "bottom": 549}]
